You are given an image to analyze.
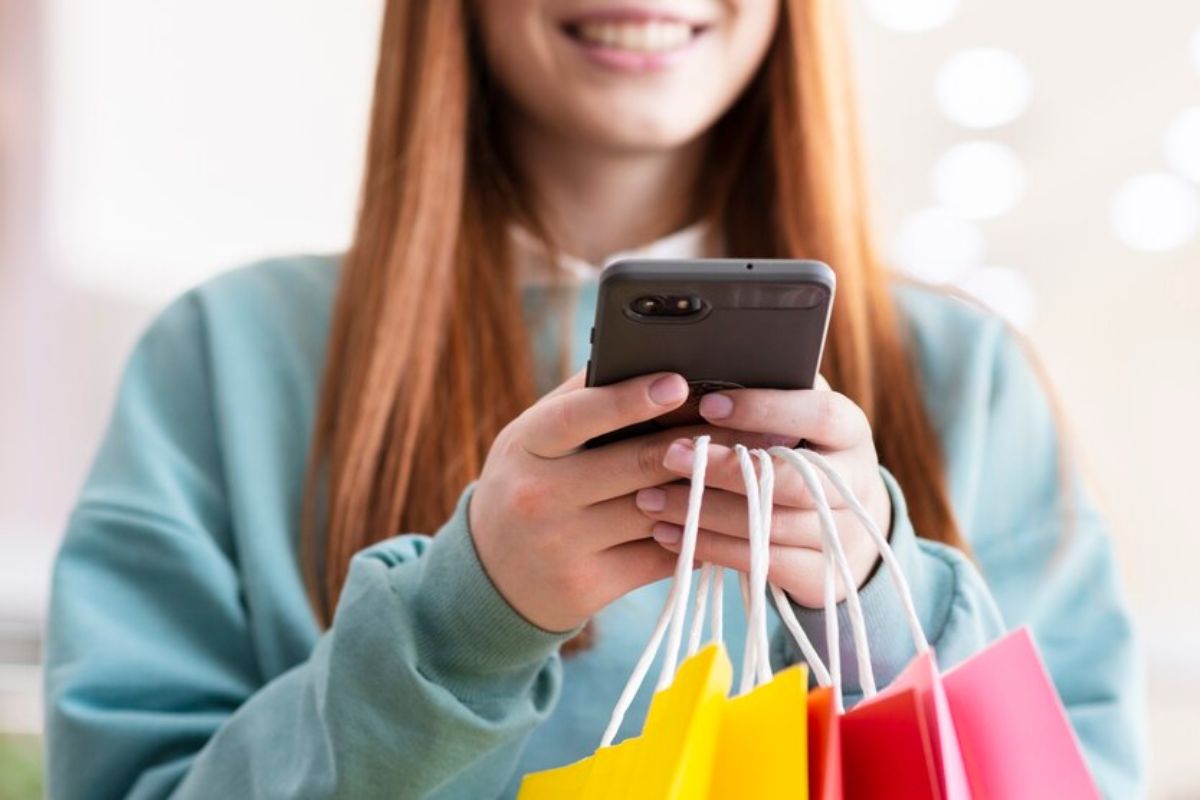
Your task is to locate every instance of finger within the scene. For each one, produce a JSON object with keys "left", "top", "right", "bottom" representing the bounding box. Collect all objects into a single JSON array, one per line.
[
  {"left": 661, "top": 440, "right": 850, "bottom": 510},
  {"left": 697, "top": 388, "right": 870, "bottom": 450},
  {"left": 652, "top": 524, "right": 823, "bottom": 593},
  {"left": 581, "top": 494, "right": 660, "bottom": 550},
  {"left": 602, "top": 538, "right": 679, "bottom": 597},
  {"left": 635, "top": 484, "right": 822, "bottom": 548},
  {"left": 541, "top": 367, "right": 587, "bottom": 401},
  {"left": 569, "top": 426, "right": 790, "bottom": 503},
  {"left": 521, "top": 372, "right": 689, "bottom": 458}
]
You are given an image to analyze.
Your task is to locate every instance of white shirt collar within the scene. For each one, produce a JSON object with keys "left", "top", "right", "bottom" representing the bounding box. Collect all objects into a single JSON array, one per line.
[{"left": 511, "top": 220, "right": 718, "bottom": 285}]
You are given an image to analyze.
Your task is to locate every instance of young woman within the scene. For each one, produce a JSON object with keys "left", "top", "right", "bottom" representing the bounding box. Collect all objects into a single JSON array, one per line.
[{"left": 44, "top": 1, "right": 1144, "bottom": 797}]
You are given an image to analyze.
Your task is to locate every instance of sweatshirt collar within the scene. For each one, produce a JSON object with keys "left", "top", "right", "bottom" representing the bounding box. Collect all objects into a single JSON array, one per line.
[{"left": 510, "top": 220, "right": 718, "bottom": 285}]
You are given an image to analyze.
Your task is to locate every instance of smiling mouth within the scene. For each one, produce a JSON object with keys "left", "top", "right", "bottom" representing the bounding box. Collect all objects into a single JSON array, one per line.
[{"left": 561, "top": 15, "right": 710, "bottom": 55}]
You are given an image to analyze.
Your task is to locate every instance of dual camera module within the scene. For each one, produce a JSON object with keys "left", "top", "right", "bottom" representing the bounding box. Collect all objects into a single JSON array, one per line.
[{"left": 629, "top": 294, "right": 704, "bottom": 317}]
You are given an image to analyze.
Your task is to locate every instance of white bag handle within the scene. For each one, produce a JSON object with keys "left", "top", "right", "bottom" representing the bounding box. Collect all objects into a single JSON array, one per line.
[
  {"left": 600, "top": 435, "right": 712, "bottom": 748},
  {"left": 600, "top": 436, "right": 930, "bottom": 745},
  {"left": 768, "top": 446, "right": 930, "bottom": 708}
]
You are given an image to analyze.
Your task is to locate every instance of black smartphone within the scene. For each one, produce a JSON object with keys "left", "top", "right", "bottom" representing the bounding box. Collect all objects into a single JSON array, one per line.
[{"left": 584, "top": 258, "right": 835, "bottom": 447}]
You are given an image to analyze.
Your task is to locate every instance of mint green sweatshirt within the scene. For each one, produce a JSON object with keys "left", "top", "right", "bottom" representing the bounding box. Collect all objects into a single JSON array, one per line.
[{"left": 45, "top": 255, "right": 1145, "bottom": 798}]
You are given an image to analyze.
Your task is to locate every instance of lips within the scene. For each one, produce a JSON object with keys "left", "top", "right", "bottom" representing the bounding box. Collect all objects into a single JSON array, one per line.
[{"left": 561, "top": 8, "right": 710, "bottom": 57}]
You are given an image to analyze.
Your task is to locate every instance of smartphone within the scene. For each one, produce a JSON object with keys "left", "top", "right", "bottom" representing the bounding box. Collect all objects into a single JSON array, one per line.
[{"left": 584, "top": 258, "right": 835, "bottom": 447}]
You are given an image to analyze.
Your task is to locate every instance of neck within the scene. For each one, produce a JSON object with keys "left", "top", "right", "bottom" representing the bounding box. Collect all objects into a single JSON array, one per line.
[{"left": 507, "top": 121, "right": 708, "bottom": 264}]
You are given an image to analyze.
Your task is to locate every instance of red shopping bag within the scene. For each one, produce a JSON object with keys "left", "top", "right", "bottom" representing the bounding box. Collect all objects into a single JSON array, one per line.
[
  {"left": 842, "top": 687, "right": 940, "bottom": 799},
  {"left": 825, "top": 649, "right": 976, "bottom": 800},
  {"left": 942, "top": 627, "right": 1100, "bottom": 800},
  {"left": 774, "top": 446, "right": 972, "bottom": 800}
]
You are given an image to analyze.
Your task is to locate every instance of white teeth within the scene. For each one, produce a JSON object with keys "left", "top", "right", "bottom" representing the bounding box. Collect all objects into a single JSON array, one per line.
[{"left": 576, "top": 20, "right": 695, "bottom": 53}]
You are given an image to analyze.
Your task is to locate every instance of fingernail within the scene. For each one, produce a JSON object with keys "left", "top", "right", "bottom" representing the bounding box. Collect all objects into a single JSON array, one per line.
[
  {"left": 699, "top": 393, "right": 733, "bottom": 419},
  {"left": 652, "top": 522, "right": 683, "bottom": 546},
  {"left": 635, "top": 487, "right": 666, "bottom": 513},
  {"left": 648, "top": 374, "right": 688, "bottom": 406},
  {"left": 768, "top": 435, "right": 797, "bottom": 448},
  {"left": 663, "top": 440, "right": 694, "bottom": 472}
]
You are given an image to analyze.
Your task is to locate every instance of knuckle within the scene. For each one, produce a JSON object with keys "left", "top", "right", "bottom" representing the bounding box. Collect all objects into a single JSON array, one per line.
[
  {"left": 636, "top": 439, "right": 668, "bottom": 479},
  {"left": 548, "top": 397, "right": 575, "bottom": 441},
  {"left": 769, "top": 506, "right": 798, "bottom": 541},
  {"left": 508, "top": 475, "right": 552, "bottom": 517},
  {"left": 614, "top": 382, "right": 653, "bottom": 423},
  {"left": 556, "top": 561, "right": 584, "bottom": 593},
  {"left": 813, "top": 392, "right": 844, "bottom": 439}
]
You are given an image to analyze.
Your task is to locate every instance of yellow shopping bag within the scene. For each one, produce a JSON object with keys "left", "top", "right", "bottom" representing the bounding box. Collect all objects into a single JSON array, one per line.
[
  {"left": 708, "top": 664, "right": 809, "bottom": 800},
  {"left": 518, "top": 642, "right": 732, "bottom": 800},
  {"left": 707, "top": 447, "right": 813, "bottom": 799}
]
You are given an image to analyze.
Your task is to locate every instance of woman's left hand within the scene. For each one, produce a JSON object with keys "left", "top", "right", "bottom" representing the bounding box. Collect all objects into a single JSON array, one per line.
[{"left": 632, "top": 378, "right": 891, "bottom": 608}]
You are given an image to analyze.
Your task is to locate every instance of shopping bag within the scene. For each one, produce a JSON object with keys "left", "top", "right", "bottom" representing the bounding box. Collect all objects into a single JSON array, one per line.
[
  {"left": 708, "top": 447, "right": 812, "bottom": 800},
  {"left": 841, "top": 687, "right": 940, "bottom": 798},
  {"left": 806, "top": 686, "right": 843, "bottom": 800},
  {"left": 518, "top": 643, "right": 731, "bottom": 800},
  {"left": 771, "top": 446, "right": 1098, "bottom": 800},
  {"left": 520, "top": 435, "right": 731, "bottom": 799},
  {"left": 708, "top": 664, "right": 809, "bottom": 799},
  {"left": 942, "top": 626, "right": 1100, "bottom": 800},
  {"left": 771, "top": 447, "right": 966, "bottom": 800}
]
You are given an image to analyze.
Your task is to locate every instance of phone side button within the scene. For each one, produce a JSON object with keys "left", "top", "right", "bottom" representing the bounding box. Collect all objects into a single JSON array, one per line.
[
  {"left": 585, "top": 359, "right": 593, "bottom": 386},
  {"left": 589, "top": 326, "right": 595, "bottom": 343}
]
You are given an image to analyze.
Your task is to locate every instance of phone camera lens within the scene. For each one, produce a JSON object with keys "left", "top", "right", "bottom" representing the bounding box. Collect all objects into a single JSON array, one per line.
[{"left": 634, "top": 295, "right": 665, "bottom": 315}]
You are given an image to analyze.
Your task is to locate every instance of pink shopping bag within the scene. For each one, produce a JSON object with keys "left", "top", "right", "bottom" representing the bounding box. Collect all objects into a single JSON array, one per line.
[{"left": 942, "top": 626, "right": 1100, "bottom": 800}]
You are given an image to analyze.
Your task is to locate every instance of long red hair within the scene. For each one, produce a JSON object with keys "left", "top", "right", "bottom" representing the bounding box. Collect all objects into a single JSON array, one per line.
[{"left": 302, "top": 0, "right": 964, "bottom": 628}]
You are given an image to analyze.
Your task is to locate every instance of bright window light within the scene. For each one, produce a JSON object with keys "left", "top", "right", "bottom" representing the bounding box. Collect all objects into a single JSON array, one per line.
[
  {"left": 1165, "top": 106, "right": 1200, "bottom": 184},
  {"left": 954, "top": 267, "right": 1036, "bottom": 330},
  {"left": 935, "top": 48, "right": 1033, "bottom": 130},
  {"left": 1110, "top": 173, "right": 1200, "bottom": 253},
  {"left": 44, "top": 0, "right": 383, "bottom": 304},
  {"left": 932, "top": 141, "right": 1026, "bottom": 220},
  {"left": 891, "top": 208, "right": 985, "bottom": 283},
  {"left": 861, "top": 0, "right": 961, "bottom": 33}
]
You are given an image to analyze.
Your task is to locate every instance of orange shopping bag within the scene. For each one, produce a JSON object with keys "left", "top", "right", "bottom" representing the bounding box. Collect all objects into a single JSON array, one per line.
[{"left": 806, "top": 685, "right": 843, "bottom": 800}]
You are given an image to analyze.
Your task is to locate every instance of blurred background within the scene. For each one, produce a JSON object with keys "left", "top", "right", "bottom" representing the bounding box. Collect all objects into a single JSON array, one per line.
[{"left": 1, "top": 1, "right": 1198, "bottom": 797}]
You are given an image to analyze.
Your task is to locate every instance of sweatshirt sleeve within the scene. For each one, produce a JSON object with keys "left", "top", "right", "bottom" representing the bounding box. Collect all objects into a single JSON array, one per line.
[
  {"left": 770, "top": 316, "right": 1146, "bottom": 798},
  {"left": 44, "top": 293, "right": 574, "bottom": 800}
]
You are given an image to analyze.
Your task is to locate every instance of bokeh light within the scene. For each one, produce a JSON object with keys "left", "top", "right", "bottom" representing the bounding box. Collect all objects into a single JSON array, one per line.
[
  {"left": 1165, "top": 106, "right": 1200, "bottom": 184},
  {"left": 932, "top": 141, "right": 1026, "bottom": 219},
  {"left": 935, "top": 48, "right": 1033, "bottom": 129},
  {"left": 862, "top": 0, "right": 961, "bottom": 33},
  {"left": 954, "top": 267, "right": 1036, "bottom": 330},
  {"left": 892, "top": 208, "right": 985, "bottom": 283},
  {"left": 1110, "top": 173, "right": 1200, "bottom": 252}
]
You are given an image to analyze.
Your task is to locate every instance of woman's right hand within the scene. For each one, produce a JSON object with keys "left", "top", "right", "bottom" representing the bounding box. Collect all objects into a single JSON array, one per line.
[{"left": 469, "top": 370, "right": 780, "bottom": 633}]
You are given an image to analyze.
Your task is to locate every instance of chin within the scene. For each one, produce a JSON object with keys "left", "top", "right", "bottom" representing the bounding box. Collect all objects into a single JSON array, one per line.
[{"left": 569, "top": 97, "right": 714, "bottom": 152}]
